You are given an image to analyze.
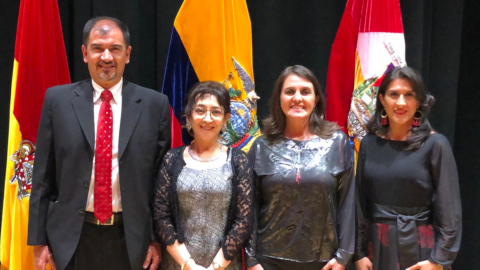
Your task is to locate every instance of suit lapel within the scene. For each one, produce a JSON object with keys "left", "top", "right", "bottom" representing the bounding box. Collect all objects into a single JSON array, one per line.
[
  {"left": 119, "top": 80, "right": 143, "bottom": 159},
  {"left": 71, "top": 80, "right": 95, "bottom": 151}
]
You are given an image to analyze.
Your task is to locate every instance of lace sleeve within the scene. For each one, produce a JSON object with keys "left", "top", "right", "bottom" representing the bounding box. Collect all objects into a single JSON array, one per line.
[
  {"left": 222, "top": 151, "right": 254, "bottom": 261},
  {"left": 244, "top": 143, "right": 260, "bottom": 267},
  {"left": 153, "top": 151, "right": 178, "bottom": 246}
]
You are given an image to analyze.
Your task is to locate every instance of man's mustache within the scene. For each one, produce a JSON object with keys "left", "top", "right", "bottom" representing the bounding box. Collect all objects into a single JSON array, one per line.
[{"left": 97, "top": 61, "right": 116, "bottom": 67}]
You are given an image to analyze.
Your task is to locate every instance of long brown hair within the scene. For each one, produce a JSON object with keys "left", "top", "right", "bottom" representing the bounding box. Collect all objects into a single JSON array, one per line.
[{"left": 262, "top": 65, "right": 338, "bottom": 143}]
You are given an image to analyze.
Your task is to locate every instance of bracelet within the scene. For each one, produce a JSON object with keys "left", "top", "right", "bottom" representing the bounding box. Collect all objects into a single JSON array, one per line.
[
  {"left": 181, "top": 257, "right": 194, "bottom": 270},
  {"left": 435, "top": 264, "right": 443, "bottom": 270},
  {"left": 211, "top": 261, "right": 226, "bottom": 270}
]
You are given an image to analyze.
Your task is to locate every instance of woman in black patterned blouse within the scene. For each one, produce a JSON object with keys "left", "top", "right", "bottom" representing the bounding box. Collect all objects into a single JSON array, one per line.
[{"left": 154, "top": 81, "right": 254, "bottom": 270}]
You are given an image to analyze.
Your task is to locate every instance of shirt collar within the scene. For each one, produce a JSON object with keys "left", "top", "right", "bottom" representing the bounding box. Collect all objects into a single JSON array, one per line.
[{"left": 92, "top": 78, "right": 123, "bottom": 103}]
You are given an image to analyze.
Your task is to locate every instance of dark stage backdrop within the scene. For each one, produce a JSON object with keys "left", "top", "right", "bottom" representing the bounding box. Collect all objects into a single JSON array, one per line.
[{"left": 0, "top": 0, "right": 478, "bottom": 268}]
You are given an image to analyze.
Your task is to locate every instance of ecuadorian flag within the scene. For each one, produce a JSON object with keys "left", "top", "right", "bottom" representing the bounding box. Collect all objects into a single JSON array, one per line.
[
  {"left": 1, "top": 0, "right": 70, "bottom": 269},
  {"left": 326, "top": 0, "right": 405, "bottom": 156},
  {"left": 162, "top": 0, "right": 261, "bottom": 151}
]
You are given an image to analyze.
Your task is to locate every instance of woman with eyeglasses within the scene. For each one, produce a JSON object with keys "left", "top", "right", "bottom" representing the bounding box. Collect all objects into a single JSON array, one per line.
[
  {"left": 154, "top": 81, "right": 254, "bottom": 270},
  {"left": 245, "top": 65, "right": 355, "bottom": 270}
]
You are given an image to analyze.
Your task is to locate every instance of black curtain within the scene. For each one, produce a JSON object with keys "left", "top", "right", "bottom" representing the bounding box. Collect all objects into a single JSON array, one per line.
[{"left": 0, "top": 0, "right": 478, "bottom": 268}]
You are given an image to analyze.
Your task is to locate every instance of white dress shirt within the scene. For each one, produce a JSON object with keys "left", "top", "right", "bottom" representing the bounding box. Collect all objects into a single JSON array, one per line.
[{"left": 86, "top": 78, "right": 123, "bottom": 213}]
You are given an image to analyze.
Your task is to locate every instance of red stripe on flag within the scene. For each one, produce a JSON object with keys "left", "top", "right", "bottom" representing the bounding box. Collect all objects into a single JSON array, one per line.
[
  {"left": 359, "top": 0, "right": 403, "bottom": 33},
  {"left": 325, "top": 0, "right": 362, "bottom": 131},
  {"left": 170, "top": 107, "right": 184, "bottom": 148},
  {"left": 13, "top": 0, "right": 70, "bottom": 143}
]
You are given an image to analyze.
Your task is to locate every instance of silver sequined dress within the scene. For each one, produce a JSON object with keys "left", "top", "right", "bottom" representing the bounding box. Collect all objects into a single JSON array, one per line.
[{"left": 161, "top": 151, "right": 242, "bottom": 270}]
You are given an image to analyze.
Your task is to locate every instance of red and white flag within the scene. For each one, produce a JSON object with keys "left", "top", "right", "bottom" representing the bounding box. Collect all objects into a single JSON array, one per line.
[{"left": 326, "top": 0, "right": 405, "bottom": 154}]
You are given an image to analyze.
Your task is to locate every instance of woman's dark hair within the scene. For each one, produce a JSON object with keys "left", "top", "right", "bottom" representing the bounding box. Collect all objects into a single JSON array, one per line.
[
  {"left": 367, "top": 66, "right": 435, "bottom": 150},
  {"left": 184, "top": 80, "right": 231, "bottom": 119},
  {"left": 262, "top": 65, "right": 338, "bottom": 143}
]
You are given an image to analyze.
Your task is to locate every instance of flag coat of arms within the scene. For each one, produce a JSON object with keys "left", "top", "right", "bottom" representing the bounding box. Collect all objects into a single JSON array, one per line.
[
  {"left": 162, "top": 0, "right": 260, "bottom": 151},
  {"left": 1, "top": 0, "right": 70, "bottom": 269}
]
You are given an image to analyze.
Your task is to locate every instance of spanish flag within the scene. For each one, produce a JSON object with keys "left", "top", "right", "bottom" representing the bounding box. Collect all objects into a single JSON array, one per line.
[
  {"left": 162, "top": 0, "right": 260, "bottom": 151},
  {"left": 326, "top": 0, "right": 405, "bottom": 154},
  {"left": 1, "top": 0, "right": 70, "bottom": 269}
]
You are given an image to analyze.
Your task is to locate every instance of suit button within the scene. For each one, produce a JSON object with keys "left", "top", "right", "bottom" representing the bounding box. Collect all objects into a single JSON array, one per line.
[
  {"left": 84, "top": 181, "right": 89, "bottom": 187},
  {"left": 79, "top": 208, "right": 85, "bottom": 215}
]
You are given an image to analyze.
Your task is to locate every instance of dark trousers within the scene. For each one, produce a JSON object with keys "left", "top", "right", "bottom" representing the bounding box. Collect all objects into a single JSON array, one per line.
[
  {"left": 64, "top": 221, "right": 131, "bottom": 270},
  {"left": 257, "top": 255, "right": 327, "bottom": 270}
]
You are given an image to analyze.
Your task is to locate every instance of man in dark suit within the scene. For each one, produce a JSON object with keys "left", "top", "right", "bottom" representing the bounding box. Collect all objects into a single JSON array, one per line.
[{"left": 27, "top": 16, "right": 170, "bottom": 270}]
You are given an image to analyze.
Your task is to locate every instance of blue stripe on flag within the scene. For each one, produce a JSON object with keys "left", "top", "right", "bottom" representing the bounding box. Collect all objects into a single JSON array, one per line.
[{"left": 161, "top": 27, "right": 199, "bottom": 145}]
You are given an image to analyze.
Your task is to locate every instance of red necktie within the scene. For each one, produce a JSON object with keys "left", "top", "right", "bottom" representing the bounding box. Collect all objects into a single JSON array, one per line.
[{"left": 94, "top": 90, "right": 113, "bottom": 223}]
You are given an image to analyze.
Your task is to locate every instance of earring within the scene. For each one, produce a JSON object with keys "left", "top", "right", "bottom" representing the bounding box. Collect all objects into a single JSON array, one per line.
[
  {"left": 221, "top": 124, "right": 228, "bottom": 133},
  {"left": 412, "top": 110, "right": 422, "bottom": 127},
  {"left": 381, "top": 109, "right": 388, "bottom": 126},
  {"left": 185, "top": 122, "right": 192, "bottom": 131}
]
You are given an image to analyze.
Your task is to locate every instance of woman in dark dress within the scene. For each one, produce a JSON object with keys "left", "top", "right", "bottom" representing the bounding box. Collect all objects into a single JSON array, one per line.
[
  {"left": 354, "top": 67, "right": 461, "bottom": 270},
  {"left": 246, "top": 65, "right": 355, "bottom": 270},
  {"left": 154, "top": 81, "right": 254, "bottom": 270}
]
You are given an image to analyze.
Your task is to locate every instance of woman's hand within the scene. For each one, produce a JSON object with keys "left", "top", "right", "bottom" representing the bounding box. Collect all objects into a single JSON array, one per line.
[
  {"left": 407, "top": 260, "right": 442, "bottom": 270},
  {"left": 247, "top": 264, "right": 265, "bottom": 270},
  {"left": 355, "top": 257, "right": 372, "bottom": 270},
  {"left": 321, "top": 258, "right": 345, "bottom": 270}
]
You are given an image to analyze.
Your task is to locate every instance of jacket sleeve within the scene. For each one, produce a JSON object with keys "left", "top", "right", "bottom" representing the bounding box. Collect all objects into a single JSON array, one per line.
[
  {"left": 27, "top": 88, "right": 57, "bottom": 246},
  {"left": 150, "top": 95, "right": 171, "bottom": 241},
  {"left": 153, "top": 95, "right": 171, "bottom": 175}
]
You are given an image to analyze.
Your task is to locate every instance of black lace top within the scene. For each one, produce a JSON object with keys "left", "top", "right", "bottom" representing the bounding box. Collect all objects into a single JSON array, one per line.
[
  {"left": 245, "top": 131, "right": 355, "bottom": 267},
  {"left": 153, "top": 146, "right": 254, "bottom": 261}
]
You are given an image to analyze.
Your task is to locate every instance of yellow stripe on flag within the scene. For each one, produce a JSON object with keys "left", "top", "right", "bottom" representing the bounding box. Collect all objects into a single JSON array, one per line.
[
  {"left": 1, "top": 60, "right": 34, "bottom": 270},
  {"left": 174, "top": 0, "right": 254, "bottom": 100},
  {"left": 354, "top": 51, "right": 365, "bottom": 90}
]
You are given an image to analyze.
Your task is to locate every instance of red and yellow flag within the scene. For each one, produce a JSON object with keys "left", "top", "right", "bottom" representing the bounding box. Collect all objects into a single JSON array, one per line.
[{"left": 1, "top": 0, "right": 70, "bottom": 269}]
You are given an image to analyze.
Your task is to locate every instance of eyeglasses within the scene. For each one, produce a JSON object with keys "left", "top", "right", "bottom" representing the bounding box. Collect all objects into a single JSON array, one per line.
[{"left": 193, "top": 107, "right": 224, "bottom": 118}]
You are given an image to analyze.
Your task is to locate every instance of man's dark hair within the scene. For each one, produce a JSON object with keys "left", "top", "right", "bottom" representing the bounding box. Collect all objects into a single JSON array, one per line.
[{"left": 83, "top": 16, "right": 130, "bottom": 47}]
